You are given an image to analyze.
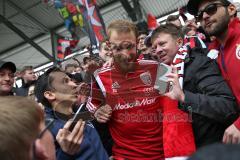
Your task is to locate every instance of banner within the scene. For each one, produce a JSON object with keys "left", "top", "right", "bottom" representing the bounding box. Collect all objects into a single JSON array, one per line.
[
  {"left": 57, "top": 36, "right": 78, "bottom": 61},
  {"left": 44, "top": 0, "right": 107, "bottom": 54}
]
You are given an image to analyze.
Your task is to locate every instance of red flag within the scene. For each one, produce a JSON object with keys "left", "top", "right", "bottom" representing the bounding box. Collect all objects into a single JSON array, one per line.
[
  {"left": 84, "top": 0, "right": 106, "bottom": 43},
  {"left": 77, "top": 0, "right": 106, "bottom": 47},
  {"left": 147, "top": 13, "right": 158, "bottom": 30}
]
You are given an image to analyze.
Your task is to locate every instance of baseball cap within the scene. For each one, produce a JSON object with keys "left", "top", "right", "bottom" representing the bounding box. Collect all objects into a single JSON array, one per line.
[
  {"left": 187, "top": 0, "right": 231, "bottom": 15},
  {"left": 0, "top": 60, "right": 16, "bottom": 73}
]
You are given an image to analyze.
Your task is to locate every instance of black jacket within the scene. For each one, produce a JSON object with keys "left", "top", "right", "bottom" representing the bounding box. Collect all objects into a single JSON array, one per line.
[
  {"left": 179, "top": 47, "right": 239, "bottom": 148},
  {"left": 14, "top": 80, "right": 36, "bottom": 96}
]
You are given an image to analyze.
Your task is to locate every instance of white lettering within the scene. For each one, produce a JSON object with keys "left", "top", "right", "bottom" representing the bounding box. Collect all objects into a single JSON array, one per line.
[{"left": 114, "top": 98, "right": 156, "bottom": 110}]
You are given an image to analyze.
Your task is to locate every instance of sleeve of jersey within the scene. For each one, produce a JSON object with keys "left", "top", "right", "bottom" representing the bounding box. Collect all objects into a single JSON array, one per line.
[{"left": 234, "top": 117, "right": 240, "bottom": 130}]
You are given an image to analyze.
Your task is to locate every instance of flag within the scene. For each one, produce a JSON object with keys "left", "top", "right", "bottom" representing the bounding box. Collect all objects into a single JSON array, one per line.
[
  {"left": 147, "top": 13, "right": 158, "bottom": 30},
  {"left": 44, "top": 0, "right": 107, "bottom": 55},
  {"left": 57, "top": 36, "right": 79, "bottom": 61},
  {"left": 78, "top": 0, "right": 107, "bottom": 52}
]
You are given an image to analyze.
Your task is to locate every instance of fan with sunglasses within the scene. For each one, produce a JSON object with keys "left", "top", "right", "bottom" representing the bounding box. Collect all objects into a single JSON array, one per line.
[{"left": 196, "top": 2, "right": 229, "bottom": 21}]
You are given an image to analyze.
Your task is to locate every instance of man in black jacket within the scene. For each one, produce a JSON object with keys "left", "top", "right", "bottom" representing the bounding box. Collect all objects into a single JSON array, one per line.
[
  {"left": 151, "top": 23, "right": 238, "bottom": 148},
  {"left": 15, "top": 66, "right": 36, "bottom": 96},
  {"left": 187, "top": 0, "right": 240, "bottom": 145}
]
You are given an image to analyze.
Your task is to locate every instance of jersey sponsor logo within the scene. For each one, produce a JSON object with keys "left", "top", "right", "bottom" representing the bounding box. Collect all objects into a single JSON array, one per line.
[
  {"left": 114, "top": 98, "right": 156, "bottom": 110},
  {"left": 236, "top": 44, "right": 240, "bottom": 60},
  {"left": 140, "top": 71, "right": 152, "bottom": 86}
]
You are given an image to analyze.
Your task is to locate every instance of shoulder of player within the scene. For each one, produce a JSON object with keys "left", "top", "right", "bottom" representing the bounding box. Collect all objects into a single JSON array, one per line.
[{"left": 94, "top": 66, "right": 113, "bottom": 76}]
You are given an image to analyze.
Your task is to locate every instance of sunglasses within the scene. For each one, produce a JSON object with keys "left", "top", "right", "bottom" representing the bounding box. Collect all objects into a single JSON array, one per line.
[
  {"left": 196, "top": 3, "right": 228, "bottom": 21},
  {"left": 109, "top": 41, "right": 136, "bottom": 53}
]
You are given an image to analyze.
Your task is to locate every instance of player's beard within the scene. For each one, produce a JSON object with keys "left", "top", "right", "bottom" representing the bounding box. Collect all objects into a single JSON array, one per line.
[{"left": 114, "top": 53, "right": 136, "bottom": 74}]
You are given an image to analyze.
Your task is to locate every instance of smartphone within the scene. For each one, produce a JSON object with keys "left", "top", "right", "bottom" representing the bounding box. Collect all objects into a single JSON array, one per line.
[
  {"left": 69, "top": 104, "right": 94, "bottom": 131},
  {"left": 154, "top": 63, "right": 172, "bottom": 94}
]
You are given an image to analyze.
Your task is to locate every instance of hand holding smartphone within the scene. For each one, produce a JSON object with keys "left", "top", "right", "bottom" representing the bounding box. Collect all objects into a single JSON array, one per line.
[
  {"left": 154, "top": 63, "right": 172, "bottom": 94},
  {"left": 69, "top": 104, "right": 94, "bottom": 131}
]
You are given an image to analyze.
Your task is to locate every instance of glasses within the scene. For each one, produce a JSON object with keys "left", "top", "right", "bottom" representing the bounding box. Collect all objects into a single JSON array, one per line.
[
  {"left": 38, "top": 118, "right": 55, "bottom": 138},
  {"left": 109, "top": 41, "right": 136, "bottom": 53},
  {"left": 196, "top": 3, "right": 228, "bottom": 21}
]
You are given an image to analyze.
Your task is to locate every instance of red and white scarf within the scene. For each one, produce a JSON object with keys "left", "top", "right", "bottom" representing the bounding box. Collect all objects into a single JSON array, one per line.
[{"left": 172, "top": 45, "right": 188, "bottom": 88}]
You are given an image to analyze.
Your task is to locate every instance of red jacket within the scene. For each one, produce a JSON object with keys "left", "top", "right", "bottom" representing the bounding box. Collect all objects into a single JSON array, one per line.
[{"left": 210, "top": 18, "right": 240, "bottom": 129}]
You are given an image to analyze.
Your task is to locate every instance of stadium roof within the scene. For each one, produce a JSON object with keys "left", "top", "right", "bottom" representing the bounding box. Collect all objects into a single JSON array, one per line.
[{"left": 0, "top": 0, "right": 188, "bottom": 70}]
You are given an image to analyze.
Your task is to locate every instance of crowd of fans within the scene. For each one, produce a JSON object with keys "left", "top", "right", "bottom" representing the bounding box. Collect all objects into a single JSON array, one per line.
[{"left": 0, "top": 0, "right": 240, "bottom": 159}]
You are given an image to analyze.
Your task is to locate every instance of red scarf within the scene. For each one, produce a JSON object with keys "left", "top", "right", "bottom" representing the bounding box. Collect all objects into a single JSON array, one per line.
[{"left": 163, "top": 45, "right": 196, "bottom": 158}]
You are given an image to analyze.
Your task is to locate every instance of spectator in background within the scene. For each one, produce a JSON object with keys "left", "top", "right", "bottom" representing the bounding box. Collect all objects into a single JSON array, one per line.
[
  {"left": 187, "top": 0, "right": 240, "bottom": 144},
  {"left": 166, "top": 13, "right": 210, "bottom": 45},
  {"left": 65, "top": 63, "right": 78, "bottom": 74},
  {"left": 0, "top": 60, "right": 16, "bottom": 96},
  {"left": 166, "top": 15, "right": 182, "bottom": 27},
  {"left": 81, "top": 56, "right": 103, "bottom": 84},
  {"left": 72, "top": 57, "right": 84, "bottom": 74},
  {"left": 0, "top": 96, "right": 56, "bottom": 160},
  {"left": 83, "top": 56, "right": 91, "bottom": 66},
  {"left": 137, "top": 31, "right": 147, "bottom": 54},
  {"left": 75, "top": 65, "right": 83, "bottom": 73},
  {"left": 183, "top": 19, "right": 199, "bottom": 36},
  {"left": 182, "top": 18, "right": 208, "bottom": 43},
  {"left": 15, "top": 66, "right": 37, "bottom": 96},
  {"left": 137, "top": 31, "right": 151, "bottom": 60},
  {"left": 65, "top": 63, "right": 83, "bottom": 84}
]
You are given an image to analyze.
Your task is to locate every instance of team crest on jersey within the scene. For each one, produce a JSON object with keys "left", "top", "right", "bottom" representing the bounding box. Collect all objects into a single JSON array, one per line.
[
  {"left": 112, "top": 82, "right": 120, "bottom": 89},
  {"left": 236, "top": 44, "right": 240, "bottom": 60},
  {"left": 112, "top": 82, "right": 120, "bottom": 93},
  {"left": 140, "top": 71, "right": 152, "bottom": 86}
]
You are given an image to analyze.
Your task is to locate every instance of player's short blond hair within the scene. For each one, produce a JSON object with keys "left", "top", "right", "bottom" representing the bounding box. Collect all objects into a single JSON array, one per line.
[{"left": 107, "top": 20, "right": 138, "bottom": 38}]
